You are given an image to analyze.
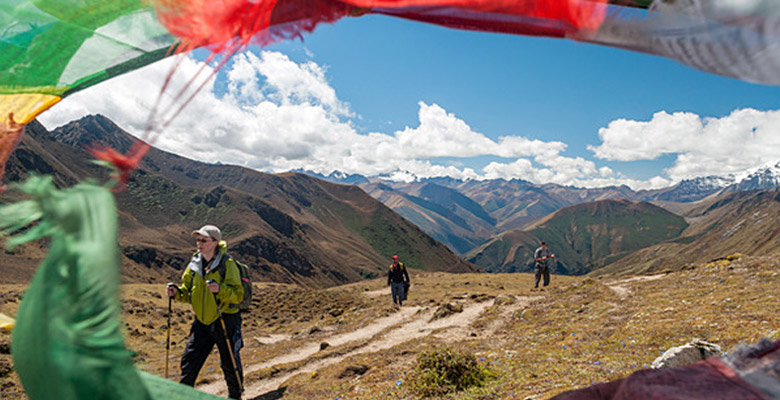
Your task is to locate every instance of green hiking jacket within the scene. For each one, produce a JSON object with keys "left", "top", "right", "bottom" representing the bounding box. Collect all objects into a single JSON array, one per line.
[{"left": 173, "top": 241, "right": 243, "bottom": 325}]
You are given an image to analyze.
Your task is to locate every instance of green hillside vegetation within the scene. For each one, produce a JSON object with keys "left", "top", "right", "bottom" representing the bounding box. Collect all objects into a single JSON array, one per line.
[
  {"left": 468, "top": 200, "right": 688, "bottom": 274},
  {"left": 596, "top": 189, "right": 780, "bottom": 277}
]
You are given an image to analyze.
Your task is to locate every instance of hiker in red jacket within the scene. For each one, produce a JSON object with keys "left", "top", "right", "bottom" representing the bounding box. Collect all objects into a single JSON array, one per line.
[{"left": 387, "top": 255, "right": 410, "bottom": 307}]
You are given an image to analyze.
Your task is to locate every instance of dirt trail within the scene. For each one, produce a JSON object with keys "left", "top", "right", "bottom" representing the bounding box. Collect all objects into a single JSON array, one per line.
[
  {"left": 243, "top": 301, "right": 491, "bottom": 398},
  {"left": 198, "top": 297, "right": 521, "bottom": 398},
  {"left": 607, "top": 274, "right": 666, "bottom": 297},
  {"left": 197, "top": 306, "right": 419, "bottom": 395},
  {"left": 362, "top": 287, "right": 389, "bottom": 298}
]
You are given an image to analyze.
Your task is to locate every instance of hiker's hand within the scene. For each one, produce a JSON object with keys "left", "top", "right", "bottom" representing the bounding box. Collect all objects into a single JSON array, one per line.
[
  {"left": 207, "top": 281, "right": 220, "bottom": 293},
  {"left": 166, "top": 283, "right": 177, "bottom": 298}
]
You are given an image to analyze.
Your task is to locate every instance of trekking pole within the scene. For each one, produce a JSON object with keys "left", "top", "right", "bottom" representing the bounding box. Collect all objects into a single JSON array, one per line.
[
  {"left": 206, "top": 280, "right": 243, "bottom": 397},
  {"left": 165, "top": 284, "right": 174, "bottom": 379}
]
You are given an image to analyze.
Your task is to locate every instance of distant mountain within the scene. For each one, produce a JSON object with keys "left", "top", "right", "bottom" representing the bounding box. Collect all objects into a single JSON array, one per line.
[
  {"left": 639, "top": 176, "right": 734, "bottom": 203},
  {"left": 453, "top": 179, "right": 571, "bottom": 231},
  {"left": 466, "top": 199, "right": 688, "bottom": 275},
  {"left": 726, "top": 162, "right": 780, "bottom": 192},
  {"left": 638, "top": 163, "right": 780, "bottom": 203},
  {"left": 359, "top": 182, "right": 495, "bottom": 254},
  {"left": 295, "top": 170, "right": 370, "bottom": 185},
  {"left": 291, "top": 161, "right": 780, "bottom": 269},
  {"left": 2, "top": 115, "right": 477, "bottom": 286},
  {"left": 596, "top": 188, "right": 780, "bottom": 277}
]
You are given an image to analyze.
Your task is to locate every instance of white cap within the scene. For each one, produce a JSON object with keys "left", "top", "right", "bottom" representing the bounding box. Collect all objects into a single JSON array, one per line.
[{"left": 192, "top": 225, "right": 221, "bottom": 241}]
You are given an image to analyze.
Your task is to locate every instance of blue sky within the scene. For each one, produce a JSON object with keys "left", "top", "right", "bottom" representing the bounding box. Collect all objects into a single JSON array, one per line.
[{"left": 41, "top": 12, "right": 780, "bottom": 189}]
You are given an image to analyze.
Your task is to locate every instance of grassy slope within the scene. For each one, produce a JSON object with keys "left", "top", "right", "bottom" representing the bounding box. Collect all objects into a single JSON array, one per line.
[
  {"left": 3, "top": 254, "right": 779, "bottom": 399},
  {"left": 468, "top": 200, "right": 688, "bottom": 274},
  {"left": 597, "top": 189, "right": 780, "bottom": 277}
]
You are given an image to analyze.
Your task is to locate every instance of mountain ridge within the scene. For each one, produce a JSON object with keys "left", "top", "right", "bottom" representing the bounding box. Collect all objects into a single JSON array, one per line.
[
  {"left": 2, "top": 114, "right": 478, "bottom": 286},
  {"left": 466, "top": 199, "right": 689, "bottom": 274}
]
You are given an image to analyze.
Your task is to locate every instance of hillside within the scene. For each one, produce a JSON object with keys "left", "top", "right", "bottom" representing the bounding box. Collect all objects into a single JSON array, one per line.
[
  {"left": 453, "top": 179, "right": 568, "bottom": 231},
  {"left": 360, "top": 182, "right": 496, "bottom": 254},
  {"left": 596, "top": 189, "right": 780, "bottom": 277},
  {"left": 466, "top": 199, "right": 688, "bottom": 274},
  {"left": 1, "top": 115, "right": 477, "bottom": 286},
  {"left": 3, "top": 254, "right": 779, "bottom": 399},
  {"left": 328, "top": 163, "right": 780, "bottom": 261}
]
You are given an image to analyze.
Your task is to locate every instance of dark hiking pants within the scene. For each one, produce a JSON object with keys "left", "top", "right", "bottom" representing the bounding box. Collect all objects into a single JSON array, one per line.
[
  {"left": 180, "top": 312, "right": 243, "bottom": 399},
  {"left": 534, "top": 264, "right": 550, "bottom": 288},
  {"left": 391, "top": 282, "right": 405, "bottom": 305}
]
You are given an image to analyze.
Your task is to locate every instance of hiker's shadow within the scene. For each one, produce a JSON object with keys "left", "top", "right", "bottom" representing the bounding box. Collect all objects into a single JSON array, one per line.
[{"left": 250, "top": 387, "right": 286, "bottom": 400}]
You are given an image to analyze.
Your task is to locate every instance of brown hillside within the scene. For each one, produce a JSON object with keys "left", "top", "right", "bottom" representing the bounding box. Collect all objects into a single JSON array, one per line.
[
  {"left": 597, "top": 189, "right": 780, "bottom": 276},
  {"left": 2, "top": 116, "right": 477, "bottom": 286}
]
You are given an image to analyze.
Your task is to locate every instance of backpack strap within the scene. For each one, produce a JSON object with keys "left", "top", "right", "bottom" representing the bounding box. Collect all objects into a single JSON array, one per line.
[{"left": 217, "top": 253, "right": 232, "bottom": 280}]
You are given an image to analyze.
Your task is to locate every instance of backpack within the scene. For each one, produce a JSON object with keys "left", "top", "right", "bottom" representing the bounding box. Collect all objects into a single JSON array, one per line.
[{"left": 219, "top": 255, "right": 253, "bottom": 312}]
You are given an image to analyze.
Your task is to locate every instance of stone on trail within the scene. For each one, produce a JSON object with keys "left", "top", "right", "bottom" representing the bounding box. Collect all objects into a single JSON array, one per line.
[
  {"left": 651, "top": 339, "right": 722, "bottom": 369},
  {"left": 338, "top": 364, "right": 369, "bottom": 378},
  {"left": 430, "top": 303, "right": 464, "bottom": 321},
  {"left": 494, "top": 294, "right": 516, "bottom": 306}
]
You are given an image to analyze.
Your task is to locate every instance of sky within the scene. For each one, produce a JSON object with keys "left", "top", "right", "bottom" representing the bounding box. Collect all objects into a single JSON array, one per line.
[{"left": 38, "top": 13, "right": 780, "bottom": 190}]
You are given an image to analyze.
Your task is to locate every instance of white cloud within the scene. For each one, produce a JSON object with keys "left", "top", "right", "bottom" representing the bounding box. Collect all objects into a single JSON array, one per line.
[
  {"left": 481, "top": 157, "right": 671, "bottom": 190},
  {"left": 39, "top": 49, "right": 703, "bottom": 191},
  {"left": 589, "top": 108, "right": 780, "bottom": 181}
]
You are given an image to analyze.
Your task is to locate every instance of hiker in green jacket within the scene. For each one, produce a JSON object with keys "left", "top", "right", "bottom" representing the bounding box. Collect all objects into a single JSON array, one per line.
[{"left": 166, "top": 225, "right": 244, "bottom": 399}]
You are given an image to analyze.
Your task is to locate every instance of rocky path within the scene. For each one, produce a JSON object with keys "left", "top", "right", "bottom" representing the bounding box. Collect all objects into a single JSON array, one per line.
[
  {"left": 197, "top": 295, "right": 532, "bottom": 399},
  {"left": 607, "top": 274, "right": 666, "bottom": 297}
]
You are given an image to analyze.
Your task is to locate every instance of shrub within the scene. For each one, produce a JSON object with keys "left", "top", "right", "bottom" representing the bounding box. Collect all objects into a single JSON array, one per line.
[{"left": 410, "top": 346, "right": 489, "bottom": 398}]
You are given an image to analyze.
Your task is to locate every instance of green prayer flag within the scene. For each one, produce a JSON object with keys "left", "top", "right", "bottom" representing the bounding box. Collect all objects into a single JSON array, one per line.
[{"left": 1, "top": 176, "right": 220, "bottom": 399}]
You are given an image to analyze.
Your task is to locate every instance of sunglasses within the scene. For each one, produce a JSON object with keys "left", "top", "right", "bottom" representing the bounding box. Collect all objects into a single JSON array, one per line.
[{"left": 195, "top": 238, "right": 213, "bottom": 243}]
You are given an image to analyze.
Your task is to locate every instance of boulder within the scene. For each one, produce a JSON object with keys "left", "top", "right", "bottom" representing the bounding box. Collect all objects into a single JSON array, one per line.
[
  {"left": 651, "top": 339, "right": 722, "bottom": 369},
  {"left": 339, "top": 364, "right": 369, "bottom": 378},
  {"left": 494, "top": 294, "right": 516, "bottom": 306},
  {"left": 430, "top": 303, "right": 463, "bottom": 321}
]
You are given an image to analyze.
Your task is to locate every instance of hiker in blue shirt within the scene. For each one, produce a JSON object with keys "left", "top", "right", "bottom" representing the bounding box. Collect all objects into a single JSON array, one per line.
[{"left": 533, "top": 242, "right": 555, "bottom": 290}]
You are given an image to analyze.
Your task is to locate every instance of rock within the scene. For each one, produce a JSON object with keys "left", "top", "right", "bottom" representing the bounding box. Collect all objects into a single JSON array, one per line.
[
  {"left": 470, "top": 293, "right": 494, "bottom": 302},
  {"left": 430, "top": 303, "right": 463, "bottom": 321},
  {"left": 339, "top": 364, "right": 369, "bottom": 378},
  {"left": 651, "top": 339, "right": 722, "bottom": 369},
  {"left": 494, "top": 294, "right": 516, "bottom": 306},
  {"left": 130, "top": 328, "right": 145, "bottom": 337},
  {"left": 308, "top": 326, "right": 321, "bottom": 335},
  {"left": 320, "top": 342, "right": 330, "bottom": 351}
]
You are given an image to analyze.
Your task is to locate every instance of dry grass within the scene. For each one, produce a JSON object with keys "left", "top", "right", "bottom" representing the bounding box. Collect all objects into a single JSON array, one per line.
[{"left": 2, "top": 256, "right": 780, "bottom": 399}]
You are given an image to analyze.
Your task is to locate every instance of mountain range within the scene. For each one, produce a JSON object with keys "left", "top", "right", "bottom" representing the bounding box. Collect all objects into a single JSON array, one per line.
[
  {"left": 303, "top": 163, "right": 780, "bottom": 258},
  {"left": 1, "top": 115, "right": 477, "bottom": 286},
  {"left": 6, "top": 114, "right": 780, "bottom": 284}
]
